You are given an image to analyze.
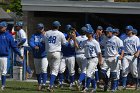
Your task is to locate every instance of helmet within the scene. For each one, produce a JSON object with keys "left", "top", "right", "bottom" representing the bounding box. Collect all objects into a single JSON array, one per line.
[
  {"left": 37, "top": 23, "right": 44, "bottom": 30},
  {"left": 52, "top": 21, "right": 61, "bottom": 27},
  {"left": 15, "top": 22, "right": 23, "bottom": 27},
  {"left": 105, "top": 27, "right": 113, "bottom": 32},
  {"left": 125, "top": 25, "right": 133, "bottom": 31},
  {"left": 65, "top": 24, "right": 72, "bottom": 31},
  {"left": 0, "top": 21, "right": 7, "bottom": 27}
]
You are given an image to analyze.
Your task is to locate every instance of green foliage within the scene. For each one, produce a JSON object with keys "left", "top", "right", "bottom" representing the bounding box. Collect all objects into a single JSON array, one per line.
[{"left": 9, "top": 0, "right": 22, "bottom": 16}]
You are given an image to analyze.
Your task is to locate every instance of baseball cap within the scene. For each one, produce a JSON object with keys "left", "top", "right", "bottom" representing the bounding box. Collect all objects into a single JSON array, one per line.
[
  {"left": 15, "top": 22, "right": 23, "bottom": 27},
  {"left": 37, "top": 23, "right": 44, "bottom": 29},
  {"left": 125, "top": 25, "right": 133, "bottom": 31},
  {"left": 105, "top": 27, "right": 113, "bottom": 32},
  {"left": 81, "top": 27, "right": 88, "bottom": 32},
  {"left": 133, "top": 29, "right": 138, "bottom": 34},
  {"left": 97, "top": 26, "right": 103, "bottom": 30},
  {"left": 113, "top": 28, "right": 119, "bottom": 33},
  {"left": 52, "top": 21, "right": 61, "bottom": 27},
  {"left": 65, "top": 24, "right": 72, "bottom": 31},
  {"left": 0, "top": 21, "right": 7, "bottom": 27}
]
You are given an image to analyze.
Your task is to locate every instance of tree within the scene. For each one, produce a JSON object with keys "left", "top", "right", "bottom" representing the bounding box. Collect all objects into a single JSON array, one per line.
[{"left": 9, "top": 0, "right": 22, "bottom": 16}]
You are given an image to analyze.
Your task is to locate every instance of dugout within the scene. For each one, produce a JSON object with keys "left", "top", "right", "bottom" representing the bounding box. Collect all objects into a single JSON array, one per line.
[{"left": 21, "top": 0, "right": 140, "bottom": 78}]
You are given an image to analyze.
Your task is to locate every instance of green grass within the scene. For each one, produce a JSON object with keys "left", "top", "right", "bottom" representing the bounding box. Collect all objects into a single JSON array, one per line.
[{"left": 0, "top": 81, "right": 139, "bottom": 93}]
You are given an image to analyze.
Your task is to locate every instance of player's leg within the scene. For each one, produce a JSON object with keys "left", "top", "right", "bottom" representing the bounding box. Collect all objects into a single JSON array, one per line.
[
  {"left": 100, "top": 58, "right": 109, "bottom": 91},
  {"left": 130, "top": 56, "right": 138, "bottom": 90},
  {"left": 34, "top": 58, "right": 42, "bottom": 90},
  {"left": 66, "top": 56, "right": 75, "bottom": 89},
  {"left": 75, "top": 54, "right": 87, "bottom": 90},
  {"left": 16, "top": 47, "right": 24, "bottom": 66},
  {"left": 48, "top": 52, "right": 61, "bottom": 91},
  {"left": 90, "top": 58, "right": 98, "bottom": 93},
  {"left": 58, "top": 57, "right": 66, "bottom": 88},
  {"left": 41, "top": 57, "right": 48, "bottom": 88},
  {"left": 121, "top": 56, "right": 130, "bottom": 89},
  {"left": 138, "top": 57, "right": 140, "bottom": 89},
  {"left": 0, "top": 57, "right": 7, "bottom": 90},
  {"left": 83, "top": 58, "right": 98, "bottom": 92}
]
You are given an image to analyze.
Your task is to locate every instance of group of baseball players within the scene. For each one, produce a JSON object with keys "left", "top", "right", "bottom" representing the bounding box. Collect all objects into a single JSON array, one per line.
[{"left": 0, "top": 20, "right": 140, "bottom": 93}]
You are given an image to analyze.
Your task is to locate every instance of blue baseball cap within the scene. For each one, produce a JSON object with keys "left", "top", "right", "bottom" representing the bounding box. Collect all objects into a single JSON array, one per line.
[
  {"left": 133, "top": 29, "right": 138, "bottom": 34},
  {"left": 113, "top": 28, "right": 119, "bottom": 33},
  {"left": 97, "top": 26, "right": 103, "bottom": 30},
  {"left": 15, "top": 22, "right": 23, "bottom": 27},
  {"left": 81, "top": 26, "right": 88, "bottom": 32},
  {"left": 125, "top": 25, "right": 133, "bottom": 31},
  {"left": 65, "top": 24, "right": 72, "bottom": 31},
  {"left": 52, "top": 21, "right": 61, "bottom": 27},
  {"left": 0, "top": 21, "right": 7, "bottom": 27},
  {"left": 105, "top": 27, "right": 113, "bottom": 32},
  {"left": 37, "top": 23, "right": 44, "bottom": 29},
  {"left": 85, "top": 24, "right": 94, "bottom": 33}
]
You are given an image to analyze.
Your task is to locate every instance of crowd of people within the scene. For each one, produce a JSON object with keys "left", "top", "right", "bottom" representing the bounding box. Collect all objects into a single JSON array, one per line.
[{"left": 0, "top": 21, "right": 140, "bottom": 93}]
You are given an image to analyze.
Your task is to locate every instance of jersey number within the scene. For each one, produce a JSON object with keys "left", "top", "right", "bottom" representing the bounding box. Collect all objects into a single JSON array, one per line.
[{"left": 48, "top": 36, "right": 56, "bottom": 44}]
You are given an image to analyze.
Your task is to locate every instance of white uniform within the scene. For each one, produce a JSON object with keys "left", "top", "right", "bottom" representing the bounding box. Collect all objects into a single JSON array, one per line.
[
  {"left": 44, "top": 30, "right": 67, "bottom": 76},
  {"left": 16, "top": 29, "right": 28, "bottom": 62},
  {"left": 122, "top": 35, "right": 140, "bottom": 78},
  {"left": 81, "top": 39, "right": 101, "bottom": 78},
  {"left": 101, "top": 36, "right": 123, "bottom": 73},
  {"left": 75, "top": 35, "right": 87, "bottom": 74}
]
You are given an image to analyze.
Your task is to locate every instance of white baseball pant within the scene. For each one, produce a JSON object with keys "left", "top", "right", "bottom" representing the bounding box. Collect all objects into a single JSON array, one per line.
[
  {"left": 47, "top": 52, "right": 61, "bottom": 76},
  {"left": 0, "top": 57, "right": 7, "bottom": 76},
  {"left": 16, "top": 47, "right": 24, "bottom": 62},
  {"left": 122, "top": 55, "right": 138, "bottom": 78},
  {"left": 34, "top": 58, "right": 48, "bottom": 74}
]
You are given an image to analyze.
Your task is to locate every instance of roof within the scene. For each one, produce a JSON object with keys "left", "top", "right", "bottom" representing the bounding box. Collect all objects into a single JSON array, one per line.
[
  {"left": 0, "top": 7, "right": 12, "bottom": 19},
  {"left": 21, "top": 0, "right": 140, "bottom": 14}
]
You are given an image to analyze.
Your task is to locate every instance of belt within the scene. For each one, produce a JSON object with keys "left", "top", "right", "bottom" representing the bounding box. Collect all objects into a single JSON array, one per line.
[
  {"left": 87, "top": 57, "right": 96, "bottom": 60},
  {"left": 124, "top": 53, "right": 133, "bottom": 56}
]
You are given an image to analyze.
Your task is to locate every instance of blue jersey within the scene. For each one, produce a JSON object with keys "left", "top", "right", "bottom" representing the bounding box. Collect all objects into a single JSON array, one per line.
[
  {"left": 0, "top": 31, "right": 21, "bottom": 57},
  {"left": 62, "top": 33, "right": 75, "bottom": 57},
  {"left": 29, "top": 33, "right": 47, "bottom": 58}
]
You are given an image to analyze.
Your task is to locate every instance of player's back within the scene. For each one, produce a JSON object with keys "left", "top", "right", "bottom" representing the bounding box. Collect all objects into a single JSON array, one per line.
[
  {"left": 45, "top": 30, "right": 66, "bottom": 53},
  {"left": 123, "top": 35, "right": 140, "bottom": 54}
]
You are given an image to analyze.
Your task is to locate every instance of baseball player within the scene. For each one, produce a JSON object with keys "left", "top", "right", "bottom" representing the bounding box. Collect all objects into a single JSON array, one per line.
[
  {"left": 14, "top": 22, "right": 32, "bottom": 76},
  {"left": 72, "top": 25, "right": 102, "bottom": 93},
  {"left": 121, "top": 25, "right": 140, "bottom": 90},
  {"left": 138, "top": 34, "right": 140, "bottom": 90},
  {"left": 44, "top": 21, "right": 67, "bottom": 92},
  {"left": 29, "top": 23, "right": 48, "bottom": 90},
  {"left": 113, "top": 28, "right": 123, "bottom": 90},
  {"left": 58, "top": 26, "right": 76, "bottom": 89},
  {"left": 74, "top": 27, "right": 88, "bottom": 91},
  {"left": 100, "top": 27, "right": 124, "bottom": 92},
  {"left": 133, "top": 29, "right": 138, "bottom": 36},
  {"left": 0, "top": 21, "right": 23, "bottom": 90}
]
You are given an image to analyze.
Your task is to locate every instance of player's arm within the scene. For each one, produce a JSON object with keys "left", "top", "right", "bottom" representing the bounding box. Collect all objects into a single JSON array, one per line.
[
  {"left": 29, "top": 35, "right": 39, "bottom": 50},
  {"left": 18, "top": 31, "right": 27, "bottom": 46},
  {"left": 71, "top": 32, "right": 79, "bottom": 49},
  {"left": 96, "top": 42, "right": 103, "bottom": 65},
  {"left": 9, "top": 35, "right": 23, "bottom": 59},
  {"left": 118, "top": 39, "right": 124, "bottom": 60},
  {"left": 134, "top": 38, "right": 140, "bottom": 58}
]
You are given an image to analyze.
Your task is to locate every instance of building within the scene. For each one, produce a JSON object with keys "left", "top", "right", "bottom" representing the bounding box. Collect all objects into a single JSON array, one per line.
[{"left": 21, "top": 0, "right": 140, "bottom": 72}]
